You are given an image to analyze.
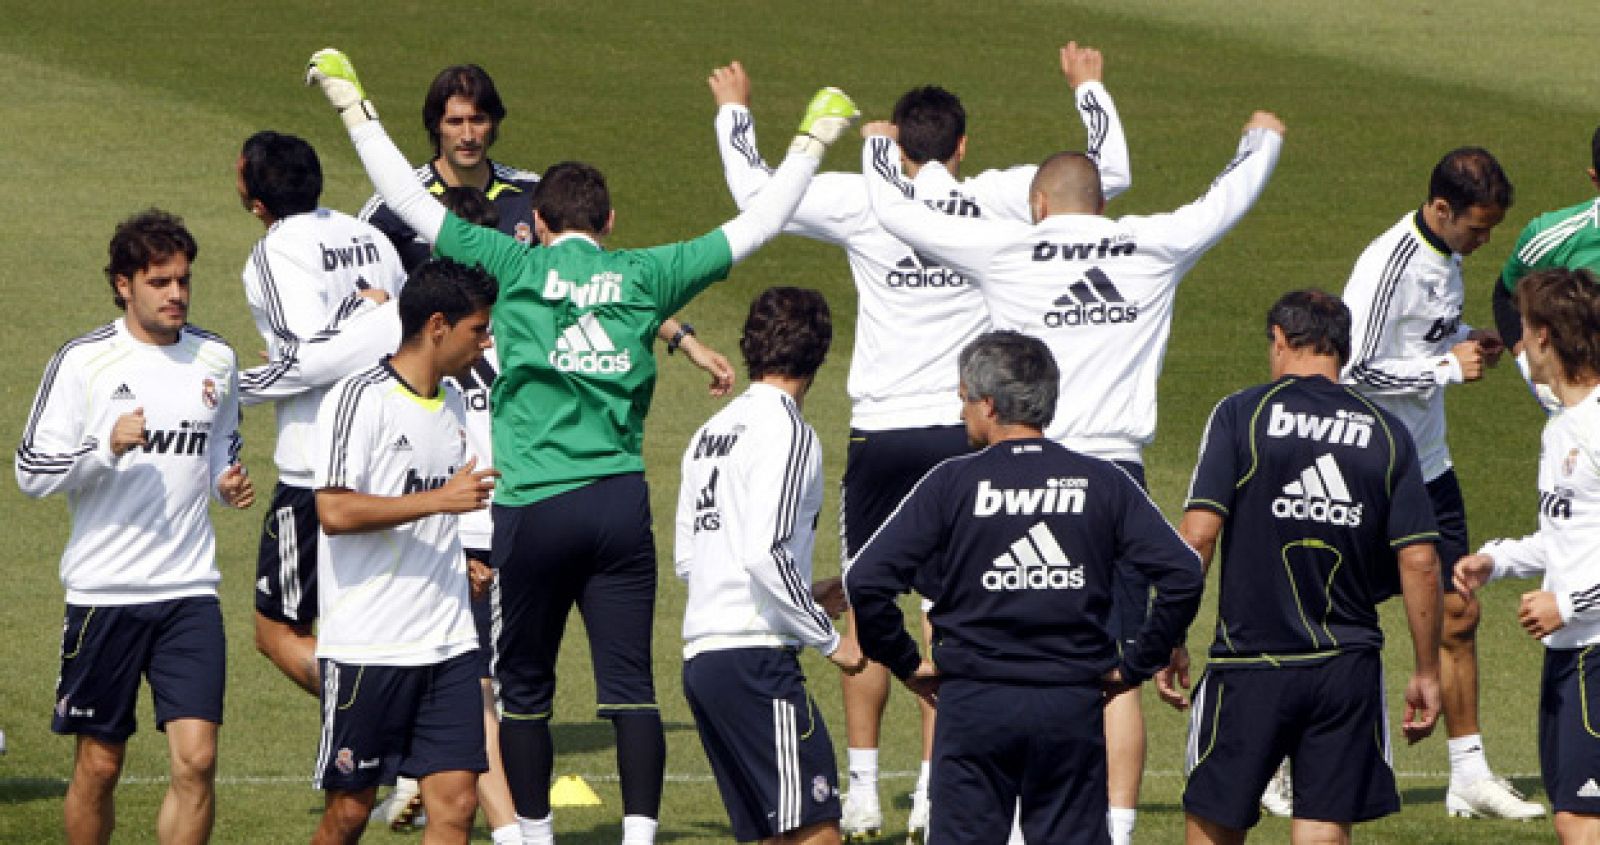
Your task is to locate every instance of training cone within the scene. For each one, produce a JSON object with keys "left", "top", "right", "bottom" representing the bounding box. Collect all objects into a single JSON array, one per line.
[{"left": 550, "top": 774, "right": 603, "bottom": 807}]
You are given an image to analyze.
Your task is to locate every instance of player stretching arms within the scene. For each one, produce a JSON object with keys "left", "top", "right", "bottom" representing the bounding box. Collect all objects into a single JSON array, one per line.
[
  {"left": 711, "top": 43, "right": 1130, "bottom": 842},
  {"left": 17, "top": 210, "right": 254, "bottom": 844},
  {"left": 1457, "top": 268, "right": 1600, "bottom": 844},
  {"left": 1339, "top": 148, "right": 1540, "bottom": 819},
  {"left": 306, "top": 48, "right": 856, "bottom": 845},
  {"left": 676, "top": 287, "right": 867, "bottom": 845}
]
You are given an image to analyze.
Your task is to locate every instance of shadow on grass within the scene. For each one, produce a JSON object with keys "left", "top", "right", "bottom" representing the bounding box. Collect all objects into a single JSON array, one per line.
[
  {"left": 550, "top": 720, "right": 695, "bottom": 755},
  {"left": 0, "top": 778, "right": 66, "bottom": 804}
]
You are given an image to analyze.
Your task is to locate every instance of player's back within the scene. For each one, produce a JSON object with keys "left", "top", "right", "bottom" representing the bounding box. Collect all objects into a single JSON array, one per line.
[
  {"left": 1507, "top": 197, "right": 1600, "bottom": 280},
  {"left": 361, "top": 161, "right": 540, "bottom": 270}
]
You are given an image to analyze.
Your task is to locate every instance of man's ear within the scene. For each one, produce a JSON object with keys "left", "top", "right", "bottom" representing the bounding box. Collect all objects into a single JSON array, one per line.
[
  {"left": 426, "top": 311, "right": 450, "bottom": 341},
  {"left": 602, "top": 209, "right": 616, "bottom": 238}
]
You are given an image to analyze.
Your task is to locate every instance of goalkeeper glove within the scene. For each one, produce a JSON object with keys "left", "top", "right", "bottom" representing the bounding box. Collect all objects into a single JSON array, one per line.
[
  {"left": 789, "top": 87, "right": 859, "bottom": 159},
  {"left": 306, "top": 48, "right": 379, "bottom": 130}
]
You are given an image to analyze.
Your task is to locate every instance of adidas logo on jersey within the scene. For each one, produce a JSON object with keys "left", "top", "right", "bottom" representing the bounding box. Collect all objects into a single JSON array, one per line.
[
  {"left": 693, "top": 467, "right": 721, "bottom": 533},
  {"left": 1579, "top": 779, "right": 1600, "bottom": 799},
  {"left": 1272, "top": 454, "right": 1364, "bottom": 527},
  {"left": 1031, "top": 236, "right": 1137, "bottom": 261},
  {"left": 886, "top": 255, "right": 967, "bottom": 288},
  {"left": 973, "top": 477, "right": 1087, "bottom": 518},
  {"left": 320, "top": 236, "right": 384, "bottom": 272},
  {"left": 1265, "top": 404, "right": 1373, "bottom": 448},
  {"left": 1541, "top": 489, "right": 1574, "bottom": 520},
  {"left": 983, "top": 522, "right": 1084, "bottom": 591},
  {"left": 542, "top": 269, "right": 623, "bottom": 308},
  {"left": 393, "top": 435, "right": 412, "bottom": 452},
  {"left": 112, "top": 383, "right": 136, "bottom": 401},
  {"left": 257, "top": 576, "right": 271, "bottom": 595},
  {"left": 549, "top": 313, "right": 632, "bottom": 374},
  {"left": 1042, "top": 269, "right": 1138, "bottom": 327}
]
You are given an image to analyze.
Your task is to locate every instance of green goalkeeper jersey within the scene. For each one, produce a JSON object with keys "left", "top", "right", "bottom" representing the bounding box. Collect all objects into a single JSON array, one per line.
[
  {"left": 436, "top": 212, "right": 733, "bottom": 506},
  {"left": 1499, "top": 197, "right": 1600, "bottom": 291}
]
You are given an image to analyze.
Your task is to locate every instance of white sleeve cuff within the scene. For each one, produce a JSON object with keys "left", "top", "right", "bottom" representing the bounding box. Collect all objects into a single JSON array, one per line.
[
  {"left": 1558, "top": 591, "right": 1577, "bottom": 624},
  {"left": 820, "top": 630, "right": 841, "bottom": 657},
  {"left": 1437, "top": 353, "right": 1465, "bottom": 385}
]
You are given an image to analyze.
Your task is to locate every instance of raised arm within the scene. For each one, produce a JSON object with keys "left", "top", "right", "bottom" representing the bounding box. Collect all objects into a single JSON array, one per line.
[
  {"left": 240, "top": 298, "right": 400, "bottom": 406},
  {"left": 1138, "top": 112, "right": 1284, "bottom": 262},
  {"left": 860, "top": 132, "right": 1015, "bottom": 281}
]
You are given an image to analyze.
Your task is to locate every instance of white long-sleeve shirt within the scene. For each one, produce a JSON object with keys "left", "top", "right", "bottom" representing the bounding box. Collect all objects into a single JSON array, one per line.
[
  {"left": 1478, "top": 385, "right": 1600, "bottom": 649},
  {"left": 675, "top": 383, "right": 837, "bottom": 659},
  {"left": 239, "top": 209, "right": 406, "bottom": 487},
  {"left": 1340, "top": 211, "right": 1473, "bottom": 482},
  {"left": 715, "top": 80, "right": 1129, "bottom": 430},
  {"left": 861, "top": 128, "right": 1281, "bottom": 462},
  {"left": 16, "top": 320, "right": 242, "bottom": 605}
]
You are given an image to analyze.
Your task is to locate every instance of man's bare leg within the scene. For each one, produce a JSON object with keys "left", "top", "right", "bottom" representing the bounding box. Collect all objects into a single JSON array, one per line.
[
  {"left": 313, "top": 787, "right": 377, "bottom": 845},
  {"left": 1105, "top": 686, "right": 1145, "bottom": 845},
  {"left": 1185, "top": 814, "right": 1245, "bottom": 845},
  {"left": 1289, "top": 818, "right": 1351, "bottom": 845},
  {"left": 419, "top": 769, "right": 479, "bottom": 845},
  {"left": 254, "top": 612, "right": 319, "bottom": 696},
  {"left": 478, "top": 679, "right": 519, "bottom": 842},
  {"left": 766, "top": 819, "right": 843, "bottom": 845},
  {"left": 157, "top": 719, "right": 217, "bottom": 845},
  {"left": 841, "top": 608, "right": 887, "bottom": 837},
  {"left": 64, "top": 735, "right": 124, "bottom": 845}
]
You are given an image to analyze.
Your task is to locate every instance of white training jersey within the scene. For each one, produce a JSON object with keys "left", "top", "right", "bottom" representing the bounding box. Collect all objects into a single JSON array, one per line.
[
  {"left": 860, "top": 128, "right": 1282, "bottom": 463},
  {"left": 1340, "top": 211, "right": 1473, "bottom": 482},
  {"left": 674, "top": 383, "right": 837, "bottom": 658},
  {"left": 312, "top": 361, "right": 478, "bottom": 666},
  {"left": 16, "top": 320, "right": 241, "bottom": 605},
  {"left": 240, "top": 209, "right": 407, "bottom": 487},
  {"left": 714, "top": 80, "right": 1129, "bottom": 431},
  {"left": 446, "top": 344, "right": 498, "bottom": 552},
  {"left": 1479, "top": 385, "right": 1600, "bottom": 649}
]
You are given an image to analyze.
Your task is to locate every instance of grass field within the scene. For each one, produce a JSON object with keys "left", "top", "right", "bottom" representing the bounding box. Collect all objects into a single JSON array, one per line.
[{"left": 0, "top": 1, "right": 1587, "bottom": 841}]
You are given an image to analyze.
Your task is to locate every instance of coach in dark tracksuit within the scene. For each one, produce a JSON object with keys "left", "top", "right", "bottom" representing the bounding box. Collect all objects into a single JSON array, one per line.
[{"left": 846, "top": 330, "right": 1203, "bottom": 845}]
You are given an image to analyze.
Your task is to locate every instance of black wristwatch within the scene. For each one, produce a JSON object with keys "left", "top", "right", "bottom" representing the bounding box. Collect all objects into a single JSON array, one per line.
[{"left": 667, "top": 322, "right": 696, "bottom": 355}]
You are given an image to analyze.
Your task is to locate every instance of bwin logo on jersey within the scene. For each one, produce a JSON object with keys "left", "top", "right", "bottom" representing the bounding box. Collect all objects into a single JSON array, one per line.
[
  {"left": 924, "top": 190, "right": 981, "bottom": 219},
  {"left": 886, "top": 256, "right": 966, "bottom": 288},
  {"left": 320, "top": 236, "right": 383, "bottom": 272},
  {"left": 973, "top": 477, "right": 1087, "bottom": 517},
  {"left": 549, "top": 313, "right": 632, "bottom": 374},
  {"left": 542, "top": 269, "right": 623, "bottom": 308},
  {"left": 1272, "top": 454, "right": 1364, "bottom": 526},
  {"left": 1422, "top": 315, "right": 1462, "bottom": 344},
  {"left": 1265, "top": 404, "right": 1373, "bottom": 448},
  {"left": 142, "top": 420, "right": 210, "bottom": 456},
  {"left": 983, "top": 522, "right": 1085, "bottom": 591},
  {"left": 403, "top": 467, "right": 454, "bottom": 494},
  {"left": 1541, "top": 489, "right": 1574, "bottom": 520},
  {"left": 1031, "top": 237, "right": 1137, "bottom": 261},
  {"left": 1042, "top": 269, "right": 1138, "bottom": 327}
]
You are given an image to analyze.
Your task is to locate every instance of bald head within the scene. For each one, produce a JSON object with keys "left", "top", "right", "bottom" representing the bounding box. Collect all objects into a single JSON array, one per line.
[{"left": 1028, "top": 152, "right": 1104, "bottom": 220}]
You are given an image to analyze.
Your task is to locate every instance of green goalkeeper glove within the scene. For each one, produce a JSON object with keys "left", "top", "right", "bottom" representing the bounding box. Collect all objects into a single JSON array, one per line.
[
  {"left": 306, "top": 48, "right": 379, "bottom": 130},
  {"left": 789, "top": 87, "right": 859, "bottom": 159}
]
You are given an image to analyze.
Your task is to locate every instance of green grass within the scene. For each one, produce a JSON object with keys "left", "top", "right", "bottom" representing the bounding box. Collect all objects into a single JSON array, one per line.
[{"left": 0, "top": 1, "right": 1585, "bottom": 841}]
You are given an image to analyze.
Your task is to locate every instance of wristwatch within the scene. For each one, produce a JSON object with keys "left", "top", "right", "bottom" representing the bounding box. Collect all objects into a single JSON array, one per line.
[{"left": 667, "top": 322, "right": 696, "bottom": 355}]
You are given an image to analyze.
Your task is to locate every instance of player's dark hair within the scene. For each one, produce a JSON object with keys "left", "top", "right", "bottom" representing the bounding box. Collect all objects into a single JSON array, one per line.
[
  {"left": 440, "top": 186, "right": 501, "bottom": 230},
  {"left": 1516, "top": 268, "right": 1600, "bottom": 380},
  {"left": 239, "top": 130, "right": 323, "bottom": 220},
  {"left": 423, "top": 64, "right": 506, "bottom": 156},
  {"left": 1428, "top": 146, "right": 1513, "bottom": 214},
  {"left": 958, "top": 331, "right": 1059, "bottom": 429},
  {"left": 1591, "top": 125, "right": 1600, "bottom": 175},
  {"left": 104, "top": 208, "right": 198, "bottom": 310},
  {"left": 1266, "top": 289, "right": 1352, "bottom": 365},
  {"left": 534, "top": 161, "right": 610, "bottom": 234},
  {"left": 892, "top": 86, "right": 966, "bottom": 165},
  {"left": 398, "top": 257, "right": 499, "bottom": 340},
  {"left": 740, "top": 287, "right": 832, "bottom": 380}
]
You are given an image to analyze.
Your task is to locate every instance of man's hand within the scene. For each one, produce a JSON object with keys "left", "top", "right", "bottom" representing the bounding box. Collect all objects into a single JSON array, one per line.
[
  {"left": 1520, "top": 590, "right": 1565, "bottom": 639},
  {"left": 708, "top": 61, "right": 752, "bottom": 108},
  {"left": 860, "top": 121, "right": 896, "bottom": 140},
  {"left": 1100, "top": 667, "right": 1132, "bottom": 699},
  {"left": 902, "top": 659, "right": 940, "bottom": 708},
  {"left": 1450, "top": 340, "right": 1484, "bottom": 381},
  {"left": 678, "top": 334, "right": 736, "bottom": 397},
  {"left": 1452, "top": 553, "right": 1495, "bottom": 596},
  {"left": 357, "top": 288, "right": 390, "bottom": 305},
  {"left": 306, "top": 48, "right": 378, "bottom": 130},
  {"left": 1154, "top": 646, "right": 1191, "bottom": 711},
  {"left": 829, "top": 636, "right": 867, "bottom": 675},
  {"left": 1060, "top": 41, "right": 1103, "bottom": 90},
  {"left": 218, "top": 463, "right": 255, "bottom": 509},
  {"left": 110, "top": 408, "right": 148, "bottom": 456},
  {"left": 1469, "top": 328, "right": 1506, "bottom": 368},
  {"left": 810, "top": 576, "right": 848, "bottom": 619},
  {"left": 467, "top": 557, "right": 495, "bottom": 602},
  {"left": 1401, "top": 671, "right": 1441, "bottom": 744},
  {"left": 430, "top": 457, "right": 499, "bottom": 514},
  {"left": 1244, "top": 111, "right": 1287, "bottom": 136}
]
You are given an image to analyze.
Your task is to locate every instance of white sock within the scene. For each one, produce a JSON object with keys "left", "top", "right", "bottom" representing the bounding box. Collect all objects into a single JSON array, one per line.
[
  {"left": 518, "top": 814, "right": 554, "bottom": 845},
  {"left": 1449, "top": 734, "right": 1493, "bottom": 786},
  {"left": 847, "top": 748, "right": 880, "bottom": 800},
  {"left": 1006, "top": 801, "right": 1024, "bottom": 845},
  {"left": 1107, "top": 807, "right": 1136, "bottom": 845},
  {"left": 914, "top": 760, "right": 931, "bottom": 796},
  {"left": 491, "top": 824, "right": 521, "bottom": 845},
  {"left": 621, "top": 814, "right": 658, "bottom": 845}
]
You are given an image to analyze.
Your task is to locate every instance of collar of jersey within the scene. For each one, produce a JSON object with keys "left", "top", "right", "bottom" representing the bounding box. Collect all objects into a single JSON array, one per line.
[
  {"left": 745, "top": 381, "right": 795, "bottom": 405},
  {"left": 1410, "top": 208, "right": 1453, "bottom": 258},
  {"left": 382, "top": 356, "right": 444, "bottom": 411},
  {"left": 913, "top": 160, "right": 958, "bottom": 190},
  {"left": 426, "top": 159, "right": 526, "bottom": 200},
  {"left": 549, "top": 232, "right": 601, "bottom": 250}
]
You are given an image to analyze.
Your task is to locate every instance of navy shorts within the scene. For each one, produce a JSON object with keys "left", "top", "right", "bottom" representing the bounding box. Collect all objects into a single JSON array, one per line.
[
  {"left": 1427, "top": 470, "right": 1468, "bottom": 591},
  {"left": 841, "top": 425, "right": 970, "bottom": 563},
  {"left": 314, "top": 651, "right": 487, "bottom": 792},
  {"left": 465, "top": 547, "right": 496, "bottom": 679},
  {"left": 930, "top": 679, "right": 1107, "bottom": 844},
  {"left": 1107, "top": 461, "right": 1151, "bottom": 650},
  {"left": 255, "top": 482, "right": 320, "bottom": 625},
  {"left": 52, "top": 596, "right": 226, "bottom": 743},
  {"left": 1184, "top": 651, "right": 1397, "bottom": 829},
  {"left": 492, "top": 473, "right": 658, "bottom": 720},
  {"left": 1539, "top": 646, "right": 1600, "bottom": 813},
  {"left": 684, "top": 648, "right": 841, "bottom": 840}
]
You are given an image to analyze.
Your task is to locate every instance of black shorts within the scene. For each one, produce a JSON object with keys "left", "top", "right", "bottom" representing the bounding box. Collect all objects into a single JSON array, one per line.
[
  {"left": 254, "top": 483, "right": 320, "bottom": 625},
  {"left": 492, "top": 473, "right": 658, "bottom": 720},
  {"left": 465, "top": 547, "right": 495, "bottom": 679},
  {"left": 314, "top": 651, "right": 486, "bottom": 792},
  {"left": 684, "top": 648, "right": 841, "bottom": 840},
  {"left": 52, "top": 596, "right": 226, "bottom": 743},
  {"left": 1108, "top": 461, "right": 1151, "bottom": 650},
  {"left": 1426, "top": 470, "right": 1469, "bottom": 591},
  {"left": 1539, "top": 646, "right": 1600, "bottom": 814},
  {"left": 930, "top": 679, "right": 1107, "bottom": 845},
  {"left": 840, "top": 425, "right": 970, "bottom": 563},
  {"left": 1183, "top": 651, "right": 1397, "bottom": 829}
]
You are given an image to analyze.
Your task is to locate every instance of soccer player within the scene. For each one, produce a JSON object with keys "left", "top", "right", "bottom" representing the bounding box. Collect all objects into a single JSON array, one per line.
[
  {"left": 1338, "top": 147, "right": 1539, "bottom": 819},
  {"left": 846, "top": 330, "right": 1202, "bottom": 845},
  {"left": 1456, "top": 267, "right": 1600, "bottom": 844},
  {"left": 306, "top": 48, "right": 857, "bottom": 845},
  {"left": 1160, "top": 289, "right": 1444, "bottom": 844},
  {"left": 309, "top": 257, "right": 498, "bottom": 845},
  {"left": 711, "top": 43, "right": 1132, "bottom": 839},
  {"left": 16, "top": 209, "right": 255, "bottom": 845},
  {"left": 234, "top": 130, "right": 408, "bottom": 698},
  {"left": 675, "top": 286, "right": 866, "bottom": 845}
]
